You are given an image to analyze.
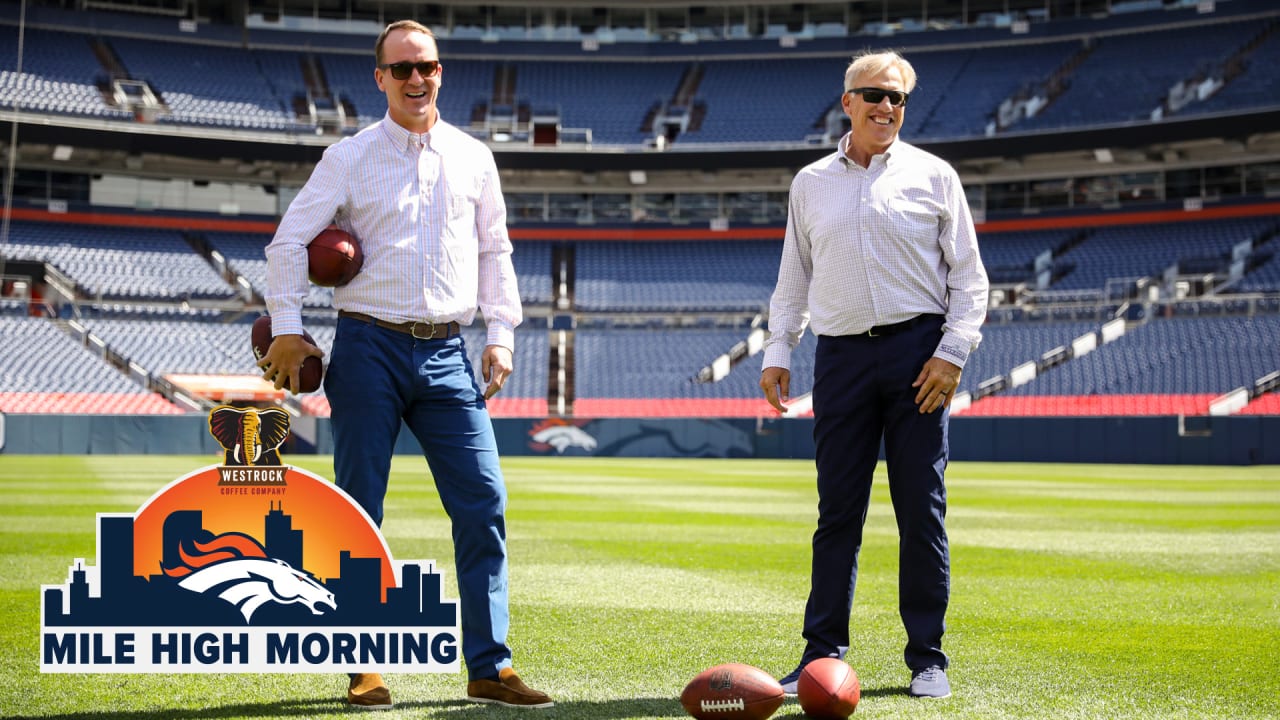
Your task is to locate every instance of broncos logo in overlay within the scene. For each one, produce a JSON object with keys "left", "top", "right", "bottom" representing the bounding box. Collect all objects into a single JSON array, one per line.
[{"left": 163, "top": 531, "right": 336, "bottom": 622}]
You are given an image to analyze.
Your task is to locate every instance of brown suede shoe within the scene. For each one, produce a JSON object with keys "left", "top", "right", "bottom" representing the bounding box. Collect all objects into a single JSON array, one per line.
[
  {"left": 466, "top": 667, "right": 554, "bottom": 708},
  {"left": 347, "top": 673, "right": 393, "bottom": 710}
]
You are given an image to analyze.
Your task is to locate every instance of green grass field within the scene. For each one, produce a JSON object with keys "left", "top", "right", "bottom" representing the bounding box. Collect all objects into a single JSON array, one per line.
[{"left": 2, "top": 455, "right": 1278, "bottom": 719}]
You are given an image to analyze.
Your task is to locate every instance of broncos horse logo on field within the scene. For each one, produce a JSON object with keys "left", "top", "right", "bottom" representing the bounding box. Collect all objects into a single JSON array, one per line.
[
  {"left": 529, "top": 419, "right": 598, "bottom": 454},
  {"left": 162, "top": 531, "right": 336, "bottom": 622}
]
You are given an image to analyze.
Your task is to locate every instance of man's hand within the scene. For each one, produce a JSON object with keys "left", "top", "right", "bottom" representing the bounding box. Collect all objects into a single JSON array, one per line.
[
  {"left": 256, "top": 333, "right": 323, "bottom": 394},
  {"left": 912, "top": 356, "right": 962, "bottom": 414},
  {"left": 760, "top": 366, "right": 791, "bottom": 414},
  {"left": 481, "top": 344, "right": 513, "bottom": 400}
]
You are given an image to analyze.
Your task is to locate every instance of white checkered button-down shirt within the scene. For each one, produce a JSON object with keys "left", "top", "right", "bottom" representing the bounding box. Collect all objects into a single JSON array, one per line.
[
  {"left": 763, "top": 135, "right": 989, "bottom": 372},
  {"left": 265, "top": 113, "right": 521, "bottom": 350}
]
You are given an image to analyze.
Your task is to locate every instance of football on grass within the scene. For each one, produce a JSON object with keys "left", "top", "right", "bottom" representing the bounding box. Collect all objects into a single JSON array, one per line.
[
  {"left": 797, "top": 658, "right": 860, "bottom": 719},
  {"left": 250, "top": 316, "right": 323, "bottom": 394},
  {"left": 307, "top": 227, "right": 363, "bottom": 287},
  {"left": 680, "top": 663, "right": 784, "bottom": 720}
]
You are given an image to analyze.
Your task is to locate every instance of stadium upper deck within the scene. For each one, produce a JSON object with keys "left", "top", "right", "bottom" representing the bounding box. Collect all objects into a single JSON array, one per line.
[{"left": 1, "top": 0, "right": 1277, "bottom": 163}]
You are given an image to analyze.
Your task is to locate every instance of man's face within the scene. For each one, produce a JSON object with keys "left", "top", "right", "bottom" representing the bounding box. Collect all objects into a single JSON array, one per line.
[
  {"left": 375, "top": 29, "right": 441, "bottom": 133},
  {"left": 842, "top": 64, "right": 907, "bottom": 158}
]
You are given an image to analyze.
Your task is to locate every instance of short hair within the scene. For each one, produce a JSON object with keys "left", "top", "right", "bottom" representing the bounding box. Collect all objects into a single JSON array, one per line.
[
  {"left": 375, "top": 20, "right": 436, "bottom": 65},
  {"left": 844, "top": 50, "right": 917, "bottom": 93}
]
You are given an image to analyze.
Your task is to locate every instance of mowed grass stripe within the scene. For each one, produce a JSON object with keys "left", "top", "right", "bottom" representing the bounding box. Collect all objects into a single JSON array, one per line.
[
  {"left": 958, "top": 526, "right": 1280, "bottom": 557},
  {"left": 513, "top": 563, "right": 804, "bottom": 613},
  {"left": 1, "top": 455, "right": 1277, "bottom": 719}
]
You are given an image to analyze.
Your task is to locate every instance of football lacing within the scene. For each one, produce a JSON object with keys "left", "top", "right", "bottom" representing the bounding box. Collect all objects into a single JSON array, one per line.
[{"left": 700, "top": 698, "right": 746, "bottom": 712}]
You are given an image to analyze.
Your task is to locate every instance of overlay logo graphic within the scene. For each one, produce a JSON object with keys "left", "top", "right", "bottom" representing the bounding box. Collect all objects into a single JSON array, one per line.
[
  {"left": 40, "top": 405, "right": 460, "bottom": 673},
  {"left": 209, "top": 405, "right": 289, "bottom": 466},
  {"left": 162, "top": 527, "right": 335, "bottom": 622}
]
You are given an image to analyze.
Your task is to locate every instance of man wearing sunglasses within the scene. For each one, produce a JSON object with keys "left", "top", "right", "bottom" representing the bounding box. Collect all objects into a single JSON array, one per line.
[
  {"left": 760, "top": 49, "right": 988, "bottom": 700},
  {"left": 261, "top": 19, "right": 552, "bottom": 711}
]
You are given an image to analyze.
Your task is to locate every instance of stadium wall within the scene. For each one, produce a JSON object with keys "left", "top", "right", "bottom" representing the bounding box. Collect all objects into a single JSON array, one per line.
[{"left": 2, "top": 414, "right": 1277, "bottom": 465}]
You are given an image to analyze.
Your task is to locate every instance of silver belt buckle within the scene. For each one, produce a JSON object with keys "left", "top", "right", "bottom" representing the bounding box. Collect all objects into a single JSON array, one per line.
[{"left": 410, "top": 320, "right": 436, "bottom": 340}]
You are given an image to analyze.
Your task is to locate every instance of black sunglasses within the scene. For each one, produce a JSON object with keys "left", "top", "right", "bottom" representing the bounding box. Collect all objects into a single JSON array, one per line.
[
  {"left": 378, "top": 60, "right": 441, "bottom": 80},
  {"left": 846, "top": 87, "right": 909, "bottom": 107}
]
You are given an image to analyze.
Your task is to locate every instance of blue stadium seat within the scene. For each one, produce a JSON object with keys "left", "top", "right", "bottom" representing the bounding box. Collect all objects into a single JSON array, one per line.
[
  {"left": 5, "top": 222, "right": 236, "bottom": 302},
  {"left": 574, "top": 240, "right": 780, "bottom": 312}
]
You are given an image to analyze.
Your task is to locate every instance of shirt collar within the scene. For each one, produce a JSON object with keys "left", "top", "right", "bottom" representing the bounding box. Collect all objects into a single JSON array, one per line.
[
  {"left": 379, "top": 112, "right": 433, "bottom": 152},
  {"left": 837, "top": 132, "right": 895, "bottom": 169}
]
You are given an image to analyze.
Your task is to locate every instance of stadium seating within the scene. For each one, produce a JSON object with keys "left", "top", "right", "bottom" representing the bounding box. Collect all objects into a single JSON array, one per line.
[
  {"left": 1004, "top": 315, "right": 1280, "bottom": 396},
  {"left": 77, "top": 315, "right": 303, "bottom": 377},
  {"left": 1047, "top": 216, "right": 1277, "bottom": 293},
  {"left": 573, "top": 240, "right": 780, "bottom": 312},
  {"left": 0, "top": 28, "right": 132, "bottom": 121},
  {"left": 2, "top": 1, "right": 1279, "bottom": 422},
  {"left": 979, "top": 229, "right": 1076, "bottom": 286},
  {"left": 3, "top": 5, "right": 1279, "bottom": 144},
  {"left": 570, "top": 325, "right": 813, "bottom": 417},
  {"left": 1230, "top": 233, "right": 1280, "bottom": 293},
  {"left": 110, "top": 36, "right": 295, "bottom": 131},
  {"left": 5, "top": 210, "right": 1278, "bottom": 418},
  {"left": 575, "top": 327, "right": 754, "bottom": 400},
  {"left": 1, "top": 316, "right": 148, "bottom": 393},
  {"left": 0, "top": 316, "right": 183, "bottom": 414},
  {"left": 680, "top": 57, "right": 843, "bottom": 144},
  {"left": 3, "top": 221, "right": 236, "bottom": 302},
  {"left": 958, "top": 320, "right": 1099, "bottom": 397},
  {"left": 514, "top": 61, "right": 684, "bottom": 145},
  {"left": 1015, "top": 19, "right": 1259, "bottom": 132},
  {"left": 907, "top": 43, "right": 1077, "bottom": 140},
  {"left": 1207, "top": 18, "right": 1280, "bottom": 111}
]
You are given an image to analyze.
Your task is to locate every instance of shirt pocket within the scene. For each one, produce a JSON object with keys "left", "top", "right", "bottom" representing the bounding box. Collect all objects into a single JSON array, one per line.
[
  {"left": 880, "top": 187, "right": 943, "bottom": 250},
  {"left": 445, "top": 173, "right": 483, "bottom": 229}
]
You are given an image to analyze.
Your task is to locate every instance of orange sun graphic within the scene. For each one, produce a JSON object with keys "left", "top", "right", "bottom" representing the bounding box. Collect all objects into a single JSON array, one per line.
[{"left": 131, "top": 466, "right": 395, "bottom": 595}]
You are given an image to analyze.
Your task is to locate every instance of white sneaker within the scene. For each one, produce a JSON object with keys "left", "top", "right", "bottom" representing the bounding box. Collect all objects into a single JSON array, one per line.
[
  {"left": 909, "top": 666, "right": 951, "bottom": 699},
  {"left": 779, "top": 672, "right": 799, "bottom": 697}
]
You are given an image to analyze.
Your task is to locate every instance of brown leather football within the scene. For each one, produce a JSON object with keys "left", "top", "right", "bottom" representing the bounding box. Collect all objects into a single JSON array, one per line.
[
  {"left": 307, "top": 227, "right": 363, "bottom": 287},
  {"left": 797, "top": 658, "right": 860, "bottom": 719},
  {"left": 250, "top": 316, "right": 323, "bottom": 394},
  {"left": 680, "top": 663, "right": 784, "bottom": 720}
]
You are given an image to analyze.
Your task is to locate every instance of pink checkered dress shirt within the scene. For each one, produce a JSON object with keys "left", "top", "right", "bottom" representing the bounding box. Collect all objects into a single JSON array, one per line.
[{"left": 265, "top": 113, "right": 521, "bottom": 350}]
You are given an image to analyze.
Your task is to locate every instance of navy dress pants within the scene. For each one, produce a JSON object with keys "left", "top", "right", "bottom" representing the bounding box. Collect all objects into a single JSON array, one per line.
[
  {"left": 325, "top": 315, "right": 512, "bottom": 681},
  {"left": 800, "top": 315, "right": 951, "bottom": 673}
]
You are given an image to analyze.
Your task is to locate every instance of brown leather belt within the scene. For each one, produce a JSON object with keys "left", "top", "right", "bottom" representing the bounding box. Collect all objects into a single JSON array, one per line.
[{"left": 339, "top": 310, "right": 460, "bottom": 340}]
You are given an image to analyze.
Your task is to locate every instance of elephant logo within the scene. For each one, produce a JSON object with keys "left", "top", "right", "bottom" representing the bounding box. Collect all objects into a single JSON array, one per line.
[{"left": 208, "top": 406, "right": 290, "bottom": 466}]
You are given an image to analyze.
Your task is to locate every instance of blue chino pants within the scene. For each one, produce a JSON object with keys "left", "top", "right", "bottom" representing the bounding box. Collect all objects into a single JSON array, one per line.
[
  {"left": 325, "top": 316, "right": 512, "bottom": 681},
  {"left": 801, "top": 315, "right": 951, "bottom": 673}
]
